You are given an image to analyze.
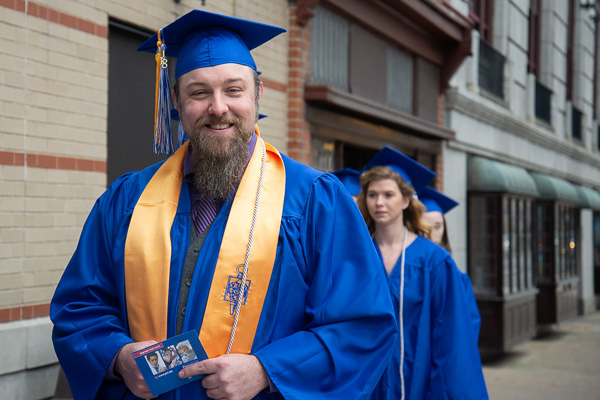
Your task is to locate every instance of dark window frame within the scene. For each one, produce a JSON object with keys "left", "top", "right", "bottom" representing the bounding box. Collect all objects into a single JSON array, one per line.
[
  {"left": 528, "top": 0, "right": 542, "bottom": 75},
  {"left": 529, "top": 0, "right": 552, "bottom": 124},
  {"left": 470, "top": 0, "right": 495, "bottom": 43},
  {"left": 567, "top": 0, "right": 575, "bottom": 101}
]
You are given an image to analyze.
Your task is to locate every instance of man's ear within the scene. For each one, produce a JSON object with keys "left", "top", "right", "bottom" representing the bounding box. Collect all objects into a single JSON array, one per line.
[
  {"left": 258, "top": 81, "right": 264, "bottom": 101},
  {"left": 171, "top": 89, "right": 178, "bottom": 111}
]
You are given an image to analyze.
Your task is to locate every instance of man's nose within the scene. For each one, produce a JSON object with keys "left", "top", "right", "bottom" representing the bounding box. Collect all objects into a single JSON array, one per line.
[{"left": 209, "top": 92, "right": 229, "bottom": 116}]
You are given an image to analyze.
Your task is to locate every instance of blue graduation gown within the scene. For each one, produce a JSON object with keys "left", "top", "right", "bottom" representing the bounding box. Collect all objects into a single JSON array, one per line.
[
  {"left": 50, "top": 153, "right": 397, "bottom": 400},
  {"left": 370, "top": 236, "right": 488, "bottom": 400}
]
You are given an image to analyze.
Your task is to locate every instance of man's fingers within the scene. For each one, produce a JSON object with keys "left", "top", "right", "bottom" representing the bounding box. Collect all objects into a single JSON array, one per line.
[
  {"left": 178, "top": 360, "right": 209, "bottom": 378},
  {"left": 114, "top": 341, "right": 157, "bottom": 398}
]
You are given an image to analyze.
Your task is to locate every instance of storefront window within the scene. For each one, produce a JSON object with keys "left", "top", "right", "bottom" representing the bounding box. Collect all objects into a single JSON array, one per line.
[
  {"left": 518, "top": 199, "right": 525, "bottom": 290},
  {"left": 310, "top": 137, "right": 335, "bottom": 172},
  {"left": 502, "top": 197, "right": 511, "bottom": 295},
  {"left": 510, "top": 197, "right": 519, "bottom": 293},
  {"left": 534, "top": 201, "right": 578, "bottom": 283},
  {"left": 469, "top": 194, "right": 534, "bottom": 296},
  {"left": 469, "top": 196, "right": 499, "bottom": 295},
  {"left": 534, "top": 203, "right": 553, "bottom": 283},
  {"left": 594, "top": 212, "right": 600, "bottom": 295},
  {"left": 525, "top": 201, "right": 533, "bottom": 289}
]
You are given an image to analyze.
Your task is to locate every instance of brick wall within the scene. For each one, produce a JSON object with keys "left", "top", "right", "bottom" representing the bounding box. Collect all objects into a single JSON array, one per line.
[
  {"left": 0, "top": 1, "right": 109, "bottom": 323},
  {"left": 286, "top": 2, "right": 312, "bottom": 165},
  {"left": 0, "top": 1, "right": 290, "bottom": 398},
  {"left": 0, "top": 0, "right": 289, "bottom": 322}
]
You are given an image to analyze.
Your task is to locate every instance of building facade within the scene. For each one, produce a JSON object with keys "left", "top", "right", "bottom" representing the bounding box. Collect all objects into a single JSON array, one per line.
[
  {"left": 1, "top": 0, "right": 598, "bottom": 398},
  {"left": 444, "top": 0, "right": 600, "bottom": 352}
]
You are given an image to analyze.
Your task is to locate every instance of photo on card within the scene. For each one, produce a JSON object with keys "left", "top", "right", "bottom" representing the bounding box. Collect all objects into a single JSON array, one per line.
[
  {"left": 144, "top": 351, "right": 166, "bottom": 375},
  {"left": 176, "top": 340, "right": 198, "bottom": 363},
  {"left": 132, "top": 330, "right": 207, "bottom": 396},
  {"left": 160, "top": 345, "right": 183, "bottom": 370}
]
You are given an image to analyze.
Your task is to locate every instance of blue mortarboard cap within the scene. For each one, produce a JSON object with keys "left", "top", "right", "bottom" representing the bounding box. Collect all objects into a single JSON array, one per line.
[
  {"left": 419, "top": 186, "right": 459, "bottom": 214},
  {"left": 363, "top": 146, "right": 435, "bottom": 195},
  {"left": 136, "top": 9, "right": 285, "bottom": 155},
  {"left": 137, "top": 9, "right": 286, "bottom": 78},
  {"left": 332, "top": 168, "right": 361, "bottom": 196}
]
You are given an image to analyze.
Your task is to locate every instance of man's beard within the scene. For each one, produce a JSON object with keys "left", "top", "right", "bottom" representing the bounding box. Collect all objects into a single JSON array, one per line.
[{"left": 190, "top": 116, "right": 253, "bottom": 200}]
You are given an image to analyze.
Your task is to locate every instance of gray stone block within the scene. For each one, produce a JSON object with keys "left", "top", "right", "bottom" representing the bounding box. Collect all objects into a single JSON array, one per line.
[
  {"left": 0, "top": 363, "right": 60, "bottom": 400},
  {"left": 25, "top": 317, "right": 58, "bottom": 368}
]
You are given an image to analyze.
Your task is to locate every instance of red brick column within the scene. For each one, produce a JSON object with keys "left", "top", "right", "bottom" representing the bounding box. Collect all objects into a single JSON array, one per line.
[{"left": 287, "top": 2, "right": 315, "bottom": 165}]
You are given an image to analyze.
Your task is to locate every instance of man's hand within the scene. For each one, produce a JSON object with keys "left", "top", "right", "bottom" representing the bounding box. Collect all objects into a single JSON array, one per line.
[
  {"left": 178, "top": 354, "right": 269, "bottom": 400},
  {"left": 114, "top": 341, "right": 157, "bottom": 399}
]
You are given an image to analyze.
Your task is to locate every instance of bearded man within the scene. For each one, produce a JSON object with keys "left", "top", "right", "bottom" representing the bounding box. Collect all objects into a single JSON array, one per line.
[{"left": 50, "top": 9, "right": 397, "bottom": 400}]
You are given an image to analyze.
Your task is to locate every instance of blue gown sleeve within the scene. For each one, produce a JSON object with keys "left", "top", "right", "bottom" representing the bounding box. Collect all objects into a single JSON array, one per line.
[
  {"left": 50, "top": 175, "right": 136, "bottom": 400},
  {"left": 429, "top": 256, "right": 488, "bottom": 399},
  {"left": 461, "top": 272, "right": 482, "bottom": 340},
  {"left": 254, "top": 174, "right": 398, "bottom": 400}
]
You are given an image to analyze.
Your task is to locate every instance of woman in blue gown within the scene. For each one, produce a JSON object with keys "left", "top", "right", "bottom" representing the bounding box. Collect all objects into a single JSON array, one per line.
[{"left": 357, "top": 147, "right": 488, "bottom": 400}]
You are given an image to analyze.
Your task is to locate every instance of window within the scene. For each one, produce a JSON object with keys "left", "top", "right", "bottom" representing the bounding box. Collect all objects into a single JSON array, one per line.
[
  {"left": 479, "top": 40, "right": 505, "bottom": 99},
  {"left": 471, "top": 0, "right": 505, "bottom": 98},
  {"left": 594, "top": 212, "right": 600, "bottom": 297},
  {"left": 557, "top": 203, "right": 578, "bottom": 279},
  {"left": 470, "top": 0, "right": 494, "bottom": 43},
  {"left": 572, "top": 106, "right": 583, "bottom": 141},
  {"left": 594, "top": 3, "right": 599, "bottom": 123},
  {"left": 567, "top": 0, "right": 575, "bottom": 102},
  {"left": 529, "top": 0, "right": 553, "bottom": 124},
  {"left": 535, "top": 80, "right": 552, "bottom": 124},
  {"left": 528, "top": 0, "right": 541, "bottom": 75},
  {"left": 310, "top": 7, "right": 350, "bottom": 91},
  {"left": 387, "top": 47, "right": 414, "bottom": 114},
  {"left": 534, "top": 201, "right": 578, "bottom": 283},
  {"left": 310, "top": 136, "right": 335, "bottom": 172},
  {"left": 469, "top": 194, "right": 534, "bottom": 296},
  {"left": 534, "top": 203, "right": 554, "bottom": 283},
  {"left": 310, "top": 6, "right": 437, "bottom": 118}
]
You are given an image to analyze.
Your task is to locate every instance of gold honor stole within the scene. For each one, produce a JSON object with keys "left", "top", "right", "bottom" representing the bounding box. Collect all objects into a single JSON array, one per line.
[{"left": 124, "top": 129, "right": 285, "bottom": 359}]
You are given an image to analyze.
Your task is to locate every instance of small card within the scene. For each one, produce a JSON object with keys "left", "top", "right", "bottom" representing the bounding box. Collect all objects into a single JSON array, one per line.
[{"left": 132, "top": 330, "right": 207, "bottom": 396}]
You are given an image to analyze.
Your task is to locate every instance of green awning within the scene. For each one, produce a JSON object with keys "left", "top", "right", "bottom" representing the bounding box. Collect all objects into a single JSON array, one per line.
[
  {"left": 575, "top": 185, "right": 600, "bottom": 210},
  {"left": 468, "top": 156, "right": 539, "bottom": 196},
  {"left": 530, "top": 172, "right": 581, "bottom": 204}
]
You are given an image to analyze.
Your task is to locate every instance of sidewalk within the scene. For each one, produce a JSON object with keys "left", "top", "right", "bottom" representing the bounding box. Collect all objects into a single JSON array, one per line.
[{"left": 482, "top": 311, "right": 600, "bottom": 400}]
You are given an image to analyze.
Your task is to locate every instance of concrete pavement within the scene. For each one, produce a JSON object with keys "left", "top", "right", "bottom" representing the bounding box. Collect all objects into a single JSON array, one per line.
[{"left": 482, "top": 311, "right": 600, "bottom": 400}]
